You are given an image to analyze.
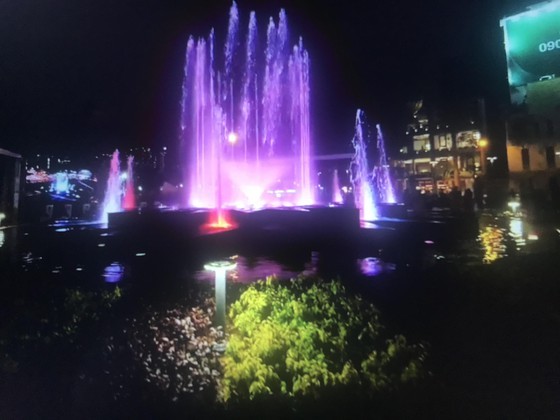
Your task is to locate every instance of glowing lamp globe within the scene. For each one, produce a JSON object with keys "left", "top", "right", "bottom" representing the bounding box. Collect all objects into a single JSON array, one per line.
[
  {"left": 227, "top": 132, "right": 238, "bottom": 144},
  {"left": 508, "top": 201, "right": 520, "bottom": 212}
]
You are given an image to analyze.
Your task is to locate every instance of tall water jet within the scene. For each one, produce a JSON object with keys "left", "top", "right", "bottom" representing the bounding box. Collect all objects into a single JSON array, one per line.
[
  {"left": 332, "top": 169, "right": 343, "bottom": 204},
  {"left": 102, "top": 150, "right": 122, "bottom": 223},
  {"left": 350, "top": 110, "right": 377, "bottom": 221},
  {"left": 373, "top": 125, "right": 396, "bottom": 204},
  {"left": 180, "top": 2, "right": 314, "bottom": 210},
  {"left": 123, "top": 155, "right": 136, "bottom": 210}
]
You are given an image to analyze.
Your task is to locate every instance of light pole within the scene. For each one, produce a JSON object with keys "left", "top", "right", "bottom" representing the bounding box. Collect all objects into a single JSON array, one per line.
[
  {"left": 204, "top": 260, "right": 237, "bottom": 329},
  {"left": 478, "top": 138, "right": 488, "bottom": 175}
]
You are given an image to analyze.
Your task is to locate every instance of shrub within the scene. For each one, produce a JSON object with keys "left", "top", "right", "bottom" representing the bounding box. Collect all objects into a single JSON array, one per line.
[
  {"left": 220, "top": 276, "right": 426, "bottom": 403},
  {"left": 128, "top": 298, "right": 224, "bottom": 401}
]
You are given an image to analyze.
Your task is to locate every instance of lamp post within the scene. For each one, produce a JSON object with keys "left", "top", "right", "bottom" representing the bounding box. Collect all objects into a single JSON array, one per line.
[{"left": 204, "top": 260, "right": 237, "bottom": 329}]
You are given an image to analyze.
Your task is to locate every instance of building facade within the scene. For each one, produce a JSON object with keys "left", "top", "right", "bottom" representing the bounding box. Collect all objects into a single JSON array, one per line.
[
  {"left": 501, "top": 1, "right": 560, "bottom": 192},
  {"left": 393, "top": 100, "right": 487, "bottom": 195},
  {"left": 0, "top": 148, "right": 23, "bottom": 225}
]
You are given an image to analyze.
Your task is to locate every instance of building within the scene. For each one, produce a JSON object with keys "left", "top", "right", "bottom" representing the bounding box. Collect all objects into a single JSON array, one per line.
[
  {"left": 393, "top": 99, "right": 487, "bottom": 195},
  {"left": 0, "top": 148, "right": 23, "bottom": 225},
  {"left": 501, "top": 1, "right": 560, "bottom": 192}
]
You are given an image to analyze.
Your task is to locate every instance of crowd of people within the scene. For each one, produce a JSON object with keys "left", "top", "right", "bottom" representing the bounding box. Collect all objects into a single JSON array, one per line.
[{"left": 401, "top": 186, "right": 481, "bottom": 214}]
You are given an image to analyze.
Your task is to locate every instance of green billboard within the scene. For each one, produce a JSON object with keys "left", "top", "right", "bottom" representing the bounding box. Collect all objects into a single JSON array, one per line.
[{"left": 501, "top": 1, "right": 560, "bottom": 103}]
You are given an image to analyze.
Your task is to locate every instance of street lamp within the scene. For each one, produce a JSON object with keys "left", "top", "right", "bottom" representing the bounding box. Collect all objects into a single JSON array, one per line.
[
  {"left": 204, "top": 260, "right": 237, "bottom": 329},
  {"left": 508, "top": 200, "right": 520, "bottom": 214}
]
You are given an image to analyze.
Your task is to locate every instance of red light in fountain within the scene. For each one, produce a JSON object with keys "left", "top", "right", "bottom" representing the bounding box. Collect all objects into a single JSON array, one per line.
[
  {"left": 199, "top": 208, "right": 238, "bottom": 235},
  {"left": 122, "top": 192, "right": 135, "bottom": 210},
  {"left": 122, "top": 187, "right": 136, "bottom": 210}
]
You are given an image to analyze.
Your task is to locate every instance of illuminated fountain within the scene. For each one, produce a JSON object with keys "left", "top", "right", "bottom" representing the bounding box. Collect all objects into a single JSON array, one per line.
[
  {"left": 332, "top": 169, "right": 343, "bottom": 204},
  {"left": 102, "top": 150, "right": 122, "bottom": 223},
  {"left": 101, "top": 150, "right": 136, "bottom": 223},
  {"left": 108, "top": 2, "right": 360, "bottom": 239},
  {"left": 350, "top": 110, "right": 377, "bottom": 221},
  {"left": 122, "top": 156, "right": 136, "bottom": 211},
  {"left": 350, "top": 110, "right": 398, "bottom": 221},
  {"left": 373, "top": 125, "right": 396, "bottom": 205},
  {"left": 180, "top": 2, "right": 313, "bottom": 213}
]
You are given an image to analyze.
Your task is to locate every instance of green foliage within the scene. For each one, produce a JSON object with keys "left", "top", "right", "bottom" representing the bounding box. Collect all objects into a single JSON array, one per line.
[
  {"left": 220, "top": 276, "right": 426, "bottom": 403},
  {"left": 58, "top": 286, "right": 123, "bottom": 339}
]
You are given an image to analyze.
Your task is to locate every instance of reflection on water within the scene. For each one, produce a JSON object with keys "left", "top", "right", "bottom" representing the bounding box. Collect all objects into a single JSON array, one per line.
[
  {"left": 477, "top": 213, "right": 540, "bottom": 264},
  {"left": 479, "top": 225, "right": 507, "bottom": 264},
  {"left": 103, "top": 262, "right": 125, "bottom": 283},
  {"left": 195, "top": 255, "right": 301, "bottom": 284},
  {"left": 0, "top": 230, "right": 4, "bottom": 248},
  {"left": 509, "top": 218, "right": 526, "bottom": 248},
  {"left": 21, "top": 252, "right": 43, "bottom": 269},
  {"left": 357, "top": 257, "right": 396, "bottom": 277},
  {"left": 358, "top": 257, "right": 384, "bottom": 276}
]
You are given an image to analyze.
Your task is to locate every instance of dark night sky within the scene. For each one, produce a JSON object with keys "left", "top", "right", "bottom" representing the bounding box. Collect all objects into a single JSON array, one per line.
[{"left": 0, "top": 0, "right": 532, "bottom": 158}]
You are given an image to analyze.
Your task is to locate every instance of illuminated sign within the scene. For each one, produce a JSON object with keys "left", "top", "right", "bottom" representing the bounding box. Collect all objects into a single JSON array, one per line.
[{"left": 501, "top": 1, "right": 560, "bottom": 103}]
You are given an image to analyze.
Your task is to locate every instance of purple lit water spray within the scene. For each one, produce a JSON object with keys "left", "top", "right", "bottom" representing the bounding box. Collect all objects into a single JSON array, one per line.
[
  {"left": 350, "top": 110, "right": 377, "bottom": 221},
  {"left": 101, "top": 150, "right": 137, "bottom": 223},
  {"left": 350, "top": 112, "right": 396, "bottom": 220},
  {"left": 181, "top": 2, "right": 313, "bottom": 209},
  {"left": 101, "top": 150, "right": 122, "bottom": 223},
  {"left": 373, "top": 124, "right": 396, "bottom": 204},
  {"left": 332, "top": 169, "right": 343, "bottom": 204},
  {"left": 123, "top": 156, "right": 136, "bottom": 210}
]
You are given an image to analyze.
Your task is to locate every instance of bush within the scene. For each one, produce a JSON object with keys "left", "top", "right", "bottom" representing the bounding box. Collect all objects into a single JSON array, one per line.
[
  {"left": 220, "top": 276, "right": 426, "bottom": 403},
  {"left": 128, "top": 298, "right": 224, "bottom": 401}
]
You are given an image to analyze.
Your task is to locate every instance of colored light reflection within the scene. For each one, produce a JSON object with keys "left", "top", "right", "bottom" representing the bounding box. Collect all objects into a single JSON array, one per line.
[
  {"left": 358, "top": 257, "right": 384, "bottom": 277},
  {"left": 103, "top": 262, "right": 125, "bottom": 283},
  {"left": 195, "top": 256, "right": 299, "bottom": 284},
  {"left": 479, "top": 225, "right": 507, "bottom": 264}
]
